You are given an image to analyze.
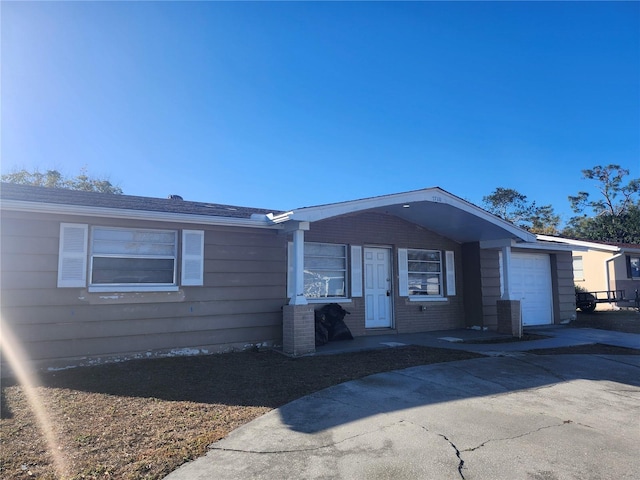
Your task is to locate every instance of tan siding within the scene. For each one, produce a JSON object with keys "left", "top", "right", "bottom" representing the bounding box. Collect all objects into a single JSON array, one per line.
[
  {"left": 187, "top": 285, "right": 285, "bottom": 302},
  {"left": 549, "top": 252, "right": 574, "bottom": 323},
  {"left": 479, "top": 249, "right": 501, "bottom": 329},
  {"left": 2, "top": 271, "right": 59, "bottom": 289},
  {"left": 3, "top": 298, "right": 286, "bottom": 325},
  {"left": 27, "top": 325, "right": 281, "bottom": 363},
  {"left": 1, "top": 288, "right": 88, "bottom": 307},
  {"left": 203, "top": 272, "right": 285, "bottom": 287},
  {"left": 2, "top": 253, "right": 58, "bottom": 272},
  {"left": 14, "top": 312, "right": 282, "bottom": 343},
  {"left": 0, "top": 210, "right": 287, "bottom": 368},
  {"left": 304, "top": 212, "right": 465, "bottom": 334},
  {"left": 206, "top": 245, "right": 283, "bottom": 261}
]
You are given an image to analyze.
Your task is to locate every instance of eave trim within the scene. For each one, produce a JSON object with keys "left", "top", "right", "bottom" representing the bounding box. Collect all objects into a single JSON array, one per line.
[{"left": 1, "top": 200, "right": 283, "bottom": 230}]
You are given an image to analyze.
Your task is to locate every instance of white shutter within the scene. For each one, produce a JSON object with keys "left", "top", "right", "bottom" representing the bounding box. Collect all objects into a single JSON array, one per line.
[
  {"left": 446, "top": 251, "right": 456, "bottom": 296},
  {"left": 398, "top": 248, "right": 409, "bottom": 297},
  {"left": 181, "top": 230, "right": 204, "bottom": 286},
  {"left": 57, "top": 223, "right": 88, "bottom": 288},
  {"left": 287, "top": 242, "right": 294, "bottom": 298},
  {"left": 350, "top": 245, "right": 363, "bottom": 297}
]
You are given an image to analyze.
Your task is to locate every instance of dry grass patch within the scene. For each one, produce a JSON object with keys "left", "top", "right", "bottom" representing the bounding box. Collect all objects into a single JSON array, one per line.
[{"left": 1, "top": 346, "right": 480, "bottom": 480}]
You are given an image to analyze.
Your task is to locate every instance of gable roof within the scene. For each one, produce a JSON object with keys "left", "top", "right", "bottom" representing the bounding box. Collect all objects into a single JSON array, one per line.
[
  {"left": 0, "top": 182, "right": 284, "bottom": 228},
  {"left": 276, "top": 187, "right": 537, "bottom": 244},
  {"left": 1, "top": 183, "right": 540, "bottom": 244}
]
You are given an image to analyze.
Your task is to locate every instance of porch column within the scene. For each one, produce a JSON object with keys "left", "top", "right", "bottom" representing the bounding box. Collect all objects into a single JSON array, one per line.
[
  {"left": 498, "top": 245, "right": 521, "bottom": 337},
  {"left": 289, "top": 228, "right": 308, "bottom": 305},
  {"left": 283, "top": 226, "right": 315, "bottom": 356}
]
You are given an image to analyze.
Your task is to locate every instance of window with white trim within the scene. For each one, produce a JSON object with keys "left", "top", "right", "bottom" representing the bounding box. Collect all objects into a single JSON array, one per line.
[
  {"left": 57, "top": 223, "right": 204, "bottom": 290},
  {"left": 407, "top": 249, "right": 442, "bottom": 296},
  {"left": 304, "top": 242, "right": 348, "bottom": 298},
  {"left": 572, "top": 256, "right": 584, "bottom": 281},
  {"left": 90, "top": 227, "right": 178, "bottom": 287},
  {"left": 628, "top": 256, "right": 640, "bottom": 278}
]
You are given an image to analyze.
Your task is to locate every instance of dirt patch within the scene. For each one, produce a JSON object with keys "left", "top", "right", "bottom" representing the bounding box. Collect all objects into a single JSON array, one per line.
[
  {"left": 464, "top": 333, "right": 549, "bottom": 344},
  {"left": 1, "top": 346, "right": 480, "bottom": 480},
  {"left": 571, "top": 310, "right": 640, "bottom": 334},
  {"left": 529, "top": 343, "right": 640, "bottom": 355}
]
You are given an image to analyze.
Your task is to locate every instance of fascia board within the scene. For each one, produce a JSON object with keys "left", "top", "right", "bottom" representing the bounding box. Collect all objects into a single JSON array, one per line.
[
  {"left": 1, "top": 200, "right": 283, "bottom": 230},
  {"left": 289, "top": 187, "right": 535, "bottom": 242},
  {"left": 536, "top": 235, "right": 620, "bottom": 252},
  {"left": 287, "top": 190, "right": 440, "bottom": 222},
  {"left": 513, "top": 241, "right": 587, "bottom": 252}
]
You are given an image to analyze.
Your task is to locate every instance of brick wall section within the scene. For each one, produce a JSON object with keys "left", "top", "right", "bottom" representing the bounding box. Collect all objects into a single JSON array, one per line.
[
  {"left": 497, "top": 300, "right": 522, "bottom": 337},
  {"left": 304, "top": 212, "right": 465, "bottom": 334},
  {"left": 282, "top": 305, "right": 315, "bottom": 356}
]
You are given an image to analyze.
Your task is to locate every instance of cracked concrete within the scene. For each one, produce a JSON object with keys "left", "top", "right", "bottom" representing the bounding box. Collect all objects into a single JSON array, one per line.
[{"left": 165, "top": 355, "right": 640, "bottom": 480}]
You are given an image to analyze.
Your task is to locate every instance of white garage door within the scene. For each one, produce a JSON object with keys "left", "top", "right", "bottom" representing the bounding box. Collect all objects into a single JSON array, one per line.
[{"left": 511, "top": 253, "right": 553, "bottom": 326}]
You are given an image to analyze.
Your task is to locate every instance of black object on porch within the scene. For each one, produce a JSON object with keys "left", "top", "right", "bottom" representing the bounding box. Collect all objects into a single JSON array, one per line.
[{"left": 315, "top": 303, "right": 353, "bottom": 346}]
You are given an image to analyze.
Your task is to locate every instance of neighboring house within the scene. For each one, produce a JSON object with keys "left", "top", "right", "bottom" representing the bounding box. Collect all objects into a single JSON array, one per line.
[
  {"left": 538, "top": 235, "right": 640, "bottom": 310},
  {"left": 1, "top": 183, "right": 576, "bottom": 370}
]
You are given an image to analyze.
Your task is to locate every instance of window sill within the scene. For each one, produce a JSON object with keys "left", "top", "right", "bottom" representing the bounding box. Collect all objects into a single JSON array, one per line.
[
  {"left": 408, "top": 296, "right": 449, "bottom": 303},
  {"left": 306, "top": 298, "right": 352, "bottom": 304},
  {"left": 88, "top": 286, "right": 179, "bottom": 293}
]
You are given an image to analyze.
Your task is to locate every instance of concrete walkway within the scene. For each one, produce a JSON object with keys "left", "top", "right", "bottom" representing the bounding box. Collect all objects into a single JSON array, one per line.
[
  {"left": 315, "top": 324, "right": 640, "bottom": 356},
  {"left": 166, "top": 328, "right": 640, "bottom": 479},
  {"left": 166, "top": 353, "right": 640, "bottom": 480}
]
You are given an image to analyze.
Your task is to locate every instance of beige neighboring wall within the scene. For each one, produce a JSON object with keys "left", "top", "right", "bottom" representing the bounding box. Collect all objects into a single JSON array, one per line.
[
  {"left": 572, "top": 247, "right": 635, "bottom": 310},
  {"left": 573, "top": 249, "right": 613, "bottom": 292}
]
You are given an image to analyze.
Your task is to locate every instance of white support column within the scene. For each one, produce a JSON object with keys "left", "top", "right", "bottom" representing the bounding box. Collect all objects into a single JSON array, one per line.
[
  {"left": 501, "top": 245, "right": 512, "bottom": 300},
  {"left": 289, "top": 228, "right": 308, "bottom": 305}
]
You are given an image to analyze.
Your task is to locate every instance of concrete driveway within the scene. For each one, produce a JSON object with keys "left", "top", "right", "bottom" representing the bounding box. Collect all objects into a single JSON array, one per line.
[{"left": 166, "top": 354, "right": 640, "bottom": 480}]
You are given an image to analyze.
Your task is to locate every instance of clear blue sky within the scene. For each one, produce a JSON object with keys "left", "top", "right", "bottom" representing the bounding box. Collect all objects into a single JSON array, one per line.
[{"left": 2, "top": 1, "right": 638, "bottom": 225}]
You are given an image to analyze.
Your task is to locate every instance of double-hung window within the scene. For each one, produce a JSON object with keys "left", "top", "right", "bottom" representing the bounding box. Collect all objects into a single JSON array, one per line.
[
  {"left": 304, "top": 242, "right": 348, "bottom": 298},
  {"left": 57, "top": 223, "right": 204, "bottom": 290},
  {"left": 90, "top": 227, "right": 178, "bottom": 288},
  {"left": 628, "top": 256, "right": 640, "bottom": 279},
  {"left": 407, "top": 249, "right": 442, "bottom": 296},
  {"left": 572, "top": 256, "right": 585, "bottom": 281}
]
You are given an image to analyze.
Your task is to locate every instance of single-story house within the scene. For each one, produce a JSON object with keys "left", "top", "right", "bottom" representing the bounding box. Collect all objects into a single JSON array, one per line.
[
  {"left": 1, "top": 183, "right": 577, "bottom": 370},
  {"left": 538, "top": 235, "right": 640, "bottom": 310}
]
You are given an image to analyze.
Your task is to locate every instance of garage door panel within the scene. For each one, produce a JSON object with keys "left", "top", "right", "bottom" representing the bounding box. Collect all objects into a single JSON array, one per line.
[{"left": 512, "top": 253, "right": 553, "bottom": 326}]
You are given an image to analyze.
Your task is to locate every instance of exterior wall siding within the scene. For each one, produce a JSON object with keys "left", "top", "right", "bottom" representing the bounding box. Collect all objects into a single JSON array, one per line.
[
  {"left": 1, "top": 210, "right": 287, "bottom": 369},
  {"left": 551, "top": 252, "right": 577, "bottom": 322},
  {"left": 479, "top": 249, "right": 501, "bottom": 330},
  {"left": 461, "top": 242, "right": 484, "bottom": 327},
  {"left": 303, "top": 212, "right": 465, "bottom": 335}
]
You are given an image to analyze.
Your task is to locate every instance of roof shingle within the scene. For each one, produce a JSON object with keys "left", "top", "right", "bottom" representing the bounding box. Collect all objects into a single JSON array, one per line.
[{"left": 0, "top": 182, "right": 282, "bottom": 219}]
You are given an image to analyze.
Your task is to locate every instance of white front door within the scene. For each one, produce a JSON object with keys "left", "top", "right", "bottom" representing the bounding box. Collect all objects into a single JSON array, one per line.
[
  {"left": 364, "top": 247, "right": 392, "bottom": 328},
  {"left": 511, "top": 253, "right": 553, "bottom": 326}
]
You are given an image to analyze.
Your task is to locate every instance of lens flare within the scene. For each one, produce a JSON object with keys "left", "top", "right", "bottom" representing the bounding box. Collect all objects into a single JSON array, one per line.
[{"left": 1, "top": 315, "right": 69, "bottom": 478}]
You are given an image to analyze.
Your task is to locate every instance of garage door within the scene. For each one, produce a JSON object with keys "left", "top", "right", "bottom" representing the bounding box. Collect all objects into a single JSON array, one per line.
[{"left": 511, "top": 253, "right": 553, "bottom": 326}]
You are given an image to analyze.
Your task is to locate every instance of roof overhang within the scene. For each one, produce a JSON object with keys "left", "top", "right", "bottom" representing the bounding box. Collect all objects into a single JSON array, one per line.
[
  {"left": 1, "top": 199, "right": 283, "bottom": 230},
  {"left": 536, "top": 235, "right": 640, "bottom": 254},
  {"left": 274, "top": 187, "right": 536, "bottom": 244}
]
